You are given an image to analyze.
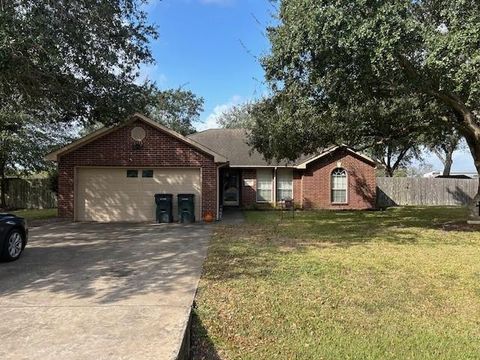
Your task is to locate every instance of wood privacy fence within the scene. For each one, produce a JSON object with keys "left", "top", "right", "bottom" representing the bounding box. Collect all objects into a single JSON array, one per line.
[
  {"left": 1, "top": 178, "right": 57, "bottom": 209},
  {"left": 376, "top": 177, "right": 479, "bottom": 207}
]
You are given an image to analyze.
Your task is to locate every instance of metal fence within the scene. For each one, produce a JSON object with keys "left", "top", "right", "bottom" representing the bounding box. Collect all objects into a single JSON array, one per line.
[
  {"left": 376, "top": 177, "right": 479, "bottom": 207},
  {"left": 1, "top": 178, "right": 57, "bottom": 209}
]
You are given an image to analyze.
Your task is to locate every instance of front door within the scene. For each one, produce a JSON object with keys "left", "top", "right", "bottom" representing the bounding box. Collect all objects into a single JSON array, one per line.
[{"left": 223, "top": 170, "right": 240, "bottom": 206}]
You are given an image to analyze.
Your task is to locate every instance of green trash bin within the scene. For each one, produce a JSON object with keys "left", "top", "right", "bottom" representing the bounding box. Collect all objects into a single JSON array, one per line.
[
  {"left": 177, "top": 194, "right": 195, "bottom": 223},
  {"left": 155, "top": 194, "right": 173, "bottom": 223}
]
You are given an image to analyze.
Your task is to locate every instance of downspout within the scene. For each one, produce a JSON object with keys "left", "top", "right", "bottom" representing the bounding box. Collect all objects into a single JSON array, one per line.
[
  {"left": 216, "top": 163, "right": 228, "bottom": 221},
  {"left": 273, "top": 167, "right": 277, "bottom": 208}
]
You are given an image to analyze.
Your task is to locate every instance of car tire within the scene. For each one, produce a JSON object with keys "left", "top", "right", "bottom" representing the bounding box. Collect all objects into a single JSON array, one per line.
[{"left": 1, "top": 229, "right": 25, "bottom": 262}]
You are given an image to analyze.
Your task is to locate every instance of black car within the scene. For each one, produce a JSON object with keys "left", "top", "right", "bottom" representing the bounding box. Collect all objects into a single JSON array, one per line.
[{"left": 0, "top": 214, "right": 28, "bottom": 261}]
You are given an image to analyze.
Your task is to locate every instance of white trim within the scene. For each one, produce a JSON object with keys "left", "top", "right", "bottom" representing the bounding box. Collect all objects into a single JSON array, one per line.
[
  {"left": 74, "top": 166, "right": 203, "bottom": 222},
  {"left": 256, "top": 168, "right": 274, "bottom": 203},
  {"left": 45, "top": 113, "right": 228, "bottom": 163},
  {"left": 217, "top": 163, "right": 228, "bottom": 220},
  {"left": 228, "top": 165, "right": 296, "bottom": 168},
  {"left": 276, "top": 168, "right": 293, "bottom": 203},
  {"left": 219, "top": 146, "right": 374, "bottom": 169},
  {"left": 273, "top": 167, "right": 277, "bottom": 205},
  {"left": 330, "top": 167, "right": 348, "bottom": 204},
  {"left": 296, "top": 145, "right": 376, "bottom": 169}
]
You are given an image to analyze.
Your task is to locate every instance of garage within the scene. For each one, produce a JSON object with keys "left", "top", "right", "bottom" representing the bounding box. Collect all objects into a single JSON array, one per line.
[
  {"left": 76, "top": 167, "right": 201, "bottom": 222},
  {"left": 46, "top": 114, "right": 227, "bottom": 221}
]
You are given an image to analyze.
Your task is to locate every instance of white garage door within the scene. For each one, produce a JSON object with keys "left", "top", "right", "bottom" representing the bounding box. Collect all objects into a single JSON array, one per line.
[{"left": 76, "top": 168, "right": 201, "bottom": 222}]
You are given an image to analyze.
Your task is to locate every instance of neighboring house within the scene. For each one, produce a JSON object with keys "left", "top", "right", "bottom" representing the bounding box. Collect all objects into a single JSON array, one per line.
[
  {"left": 46, "top": 113, "right": 376, "bottom": 222},
  {"left": 423, "top": 171, "right": 477, "bottom": 179}
]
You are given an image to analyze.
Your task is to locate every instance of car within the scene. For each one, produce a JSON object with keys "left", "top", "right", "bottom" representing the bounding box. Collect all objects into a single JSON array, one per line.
[{"left": 0, "top": 214, "right": 28, "bottom": 261}]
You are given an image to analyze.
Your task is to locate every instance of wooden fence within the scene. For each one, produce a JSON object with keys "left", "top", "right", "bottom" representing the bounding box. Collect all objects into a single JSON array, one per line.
[
  {"left": 1, "top": 178, "right": 57, "bottom": 209},
  {"left": 376, "top": 177, "right": 479, "bottom": 207}
]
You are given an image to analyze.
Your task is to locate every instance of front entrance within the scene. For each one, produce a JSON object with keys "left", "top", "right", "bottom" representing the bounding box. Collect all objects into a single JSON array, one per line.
[{"left": 222, "top": 169, "right": 240, "bottom": 206}]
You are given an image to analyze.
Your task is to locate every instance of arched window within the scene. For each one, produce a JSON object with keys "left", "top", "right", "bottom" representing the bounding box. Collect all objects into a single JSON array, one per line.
[{"left": 331, "top": 168, "right": 347, "bottom": 203}]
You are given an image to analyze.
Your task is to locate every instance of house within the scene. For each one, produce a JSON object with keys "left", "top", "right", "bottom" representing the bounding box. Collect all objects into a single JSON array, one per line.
[{"left": 46, "top": 113, "right": 377, "bottom": 222}]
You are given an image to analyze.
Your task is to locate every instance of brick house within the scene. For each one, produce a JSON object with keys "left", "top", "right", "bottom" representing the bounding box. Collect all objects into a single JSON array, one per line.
[{"left": 46, "top": 113, "right": 376, "bottom": 222}]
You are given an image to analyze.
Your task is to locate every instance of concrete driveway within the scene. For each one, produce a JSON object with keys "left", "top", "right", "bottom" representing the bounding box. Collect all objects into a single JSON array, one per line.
[{"left": 0, "top": 222, "right": 211, "bottom": 360}]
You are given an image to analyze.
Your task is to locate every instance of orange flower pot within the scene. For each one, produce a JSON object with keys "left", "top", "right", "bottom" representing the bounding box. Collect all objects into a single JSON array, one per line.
[{"left": 204, "top": 212, "right": 214, "bottom": 223}]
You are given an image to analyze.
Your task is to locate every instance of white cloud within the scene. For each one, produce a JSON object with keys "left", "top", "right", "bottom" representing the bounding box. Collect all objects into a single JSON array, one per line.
[
  {"left": 196, "top": 95, "right": 242, "bottom": 131},
  {"left": 135, "top": 63, "right": 167, "bottom": 86}
]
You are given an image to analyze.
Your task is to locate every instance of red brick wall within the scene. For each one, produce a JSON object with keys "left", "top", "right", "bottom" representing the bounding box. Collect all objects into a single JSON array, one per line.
[
  {"left": 236, "top": 151, "right": 375, "bottom": 210},
  {"left": 301, "top": 149, "right": 376, "bottom": 210},
  {"left": 57, "top": 120, "right": 218, "bottom": 220},
  {"left": 293, "top": 170, "right": 302, "bottom": 208},
  {"left": 241, "top": 169, "right": 257, "bottom": 207}
]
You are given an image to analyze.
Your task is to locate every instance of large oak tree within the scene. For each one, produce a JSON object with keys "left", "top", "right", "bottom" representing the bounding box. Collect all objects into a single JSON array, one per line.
[
  {"left": 0, "top": 0, "right": 158, "bottom": 207},
  {"left": 0, "top": 0, "right": 157, "bottom": 125},
  {"left": 250, "top": 0, "right": 480, "bottom": 217}
]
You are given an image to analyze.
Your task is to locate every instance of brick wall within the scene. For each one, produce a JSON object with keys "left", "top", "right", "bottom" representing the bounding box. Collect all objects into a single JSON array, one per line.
[
  {"left": 235, "top": 149, "right": 375, "bottom": 210},
  {"left": 301, "top": 149, "right": 376, "bottom": 210},
  {"left": 241, "top": 169, "right": 257, "bottom": 207},
  {"left": 293, "top": 170, "right": 303, "bottom": 208},
  {"left": 57, "top": 120, "right": 218, "bottom": 220}
]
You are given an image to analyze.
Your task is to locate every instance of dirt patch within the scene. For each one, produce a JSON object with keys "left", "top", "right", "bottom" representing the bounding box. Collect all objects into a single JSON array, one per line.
[{"left": 439, "top": 221, "right": 480, "bottom": 232}]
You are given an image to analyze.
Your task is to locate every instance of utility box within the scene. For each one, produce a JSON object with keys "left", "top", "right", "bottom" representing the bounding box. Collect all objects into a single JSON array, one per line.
[
  {"left": 177, "top": 194, "right": 195, "bottom": 223},
  {"left": 155, "top": 194, "right": 173, "bottom": 223}
]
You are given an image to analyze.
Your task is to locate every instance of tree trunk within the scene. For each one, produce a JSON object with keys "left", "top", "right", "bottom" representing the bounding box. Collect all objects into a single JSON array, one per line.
[
  {"left": 385, "top": 167, "right": 394, "bottom": 177},
  {"left": 459, "top": 116, "right": 480, "bottom": 218},
  {"left": 443, "top": 150, "right": 453, "bottom": 176}
]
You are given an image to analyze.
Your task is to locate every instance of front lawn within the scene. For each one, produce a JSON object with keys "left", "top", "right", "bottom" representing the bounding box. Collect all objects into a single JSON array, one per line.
[
  {"left": 192, "top": 207, "right": 480, "bottom": 359},
  {"left": 11, "top": 208, "right": 58, "bottom": 221}
]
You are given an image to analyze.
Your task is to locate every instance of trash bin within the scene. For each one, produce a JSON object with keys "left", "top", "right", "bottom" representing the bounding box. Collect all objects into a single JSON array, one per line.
[
  {"left": 155, "top": 194, "right": 173, "bottom": 223},
  {"left": 177, "top": 194, "right": 195, "bottom": 223}
]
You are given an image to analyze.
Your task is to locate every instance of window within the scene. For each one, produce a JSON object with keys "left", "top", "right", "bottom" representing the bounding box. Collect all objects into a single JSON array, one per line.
[
  {"left": 277, "top": 169, "right": 293, "bottom": 201},
  {"left": 331, "top": 168, "right": 347, "bottom": 203},
  {"left": 256, "top": 169, "right": 273, "bottom": 202},
  {"left": 142, "top": 169, "right": 154, "bottom": 178},
  {"left": 126, "top": 170, "right": 138, "bottom": 178}
]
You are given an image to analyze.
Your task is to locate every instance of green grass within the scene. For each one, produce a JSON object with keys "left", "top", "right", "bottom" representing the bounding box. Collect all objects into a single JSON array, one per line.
[
  {"left": 192, "top": 207, "right": 480, "bottom": 359},
  {"left": 11, "top": 208, "right": 58, "bottom": 221}
]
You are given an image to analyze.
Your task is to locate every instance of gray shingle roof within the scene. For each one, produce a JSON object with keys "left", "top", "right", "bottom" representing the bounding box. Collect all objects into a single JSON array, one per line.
[{"left": 188, "top": 128, "right": 308, "bottom": 166}]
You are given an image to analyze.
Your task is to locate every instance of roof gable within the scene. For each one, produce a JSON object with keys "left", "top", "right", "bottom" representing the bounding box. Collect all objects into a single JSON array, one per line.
[
  {"left": 296, "top": 146, "right": 376, "bottom": 169},
  {"left": 188, "top": 128, "right": 310, "bottom": 167},
  {"left": 45, "top": 113, "right": 227, "bottom": 163},
  {"left": 188, "top": 129, "right": 375, "bottom": 168}
]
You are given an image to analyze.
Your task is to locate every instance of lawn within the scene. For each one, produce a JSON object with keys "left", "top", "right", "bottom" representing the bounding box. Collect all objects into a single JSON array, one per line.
[
  {"left": 11, "top": 208, "right": 58, "bottom": 221},
  {"left": 192, "top": 207, "right": 480, "bottom": 359}
]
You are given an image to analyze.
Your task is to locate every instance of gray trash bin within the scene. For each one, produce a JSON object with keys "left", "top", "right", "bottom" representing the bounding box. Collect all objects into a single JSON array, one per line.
[
  {"left": 177, "top": 194, "right": 195, "bottom": 223},
  {"left": 155, "top": 194, "right": 173, "bottom": 223}
]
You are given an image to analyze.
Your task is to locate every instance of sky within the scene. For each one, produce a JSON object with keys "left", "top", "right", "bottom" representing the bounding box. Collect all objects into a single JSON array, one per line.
[
  {"left": 141, "top": 0, "right": 475, "bottom": 173},
  {"left": 142, "top": 0, "right": 272, "bottom": 129}
]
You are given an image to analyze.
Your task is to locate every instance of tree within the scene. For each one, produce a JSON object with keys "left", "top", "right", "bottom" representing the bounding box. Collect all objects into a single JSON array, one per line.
[
  {"left": 217, "top": 103, "right": 254, "bottom": 129},
  {"left": 250, "top": 0, "right": 480, "bottom": 217},
  {"left": 370, "top": 143, "right": 421, "bottom": 178},
  {"left": 405, "top": 162, "right": 434, "bottom": 179},
  {"left": 0, "top": 1, "right": 156, "bottom": 207},
  {"left": 146, "top": 89, "right": 204, "bottom": 136},
  {"left": 0, "top": 0, "right": 157, "bottom": 126},
  {"left": 426, "top": 127, "right": 463, "bottom": 177},
  {"left": 0, "top": 117, "right": 73, "bottom": 208}
]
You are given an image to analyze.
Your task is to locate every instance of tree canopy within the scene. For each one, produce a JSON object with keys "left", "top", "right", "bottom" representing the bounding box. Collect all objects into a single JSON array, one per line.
[
  {"left": 0, "top": 0, "right": 157, "bottom": 125},
  {"left": 146, "top": 88, "right": 204, "bottom": 136},
  {"left": 217, "top": 102, "right": 254, "bottom": 129},
  {"left": 250, "top": 0, "right": 480, "bottom": 216},
  {"left": 0, "top": 117, "right": 74, "bottom": 207}
]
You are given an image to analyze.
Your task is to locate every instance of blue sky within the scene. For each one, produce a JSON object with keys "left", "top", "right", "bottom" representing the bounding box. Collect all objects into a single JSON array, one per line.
[
  {"left": 143, "top": 0, "right": 272, "bottom": 129},
  {"left": 142, "top": 0, "right": 475, "bottom": 173}
]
